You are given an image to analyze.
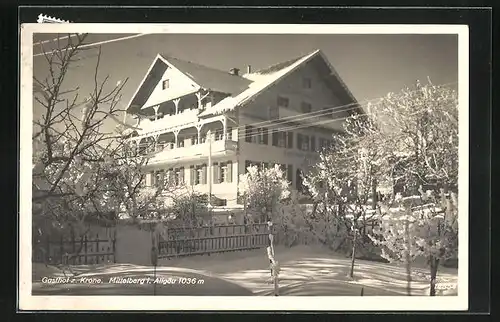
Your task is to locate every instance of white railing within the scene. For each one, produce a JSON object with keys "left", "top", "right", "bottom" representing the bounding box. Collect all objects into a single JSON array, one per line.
[
  {"left": 139, "top": 108, "right": 200, "bottom": 134},
  {"left": 149, "top": 140, "right": 238, "bottom": 164}
]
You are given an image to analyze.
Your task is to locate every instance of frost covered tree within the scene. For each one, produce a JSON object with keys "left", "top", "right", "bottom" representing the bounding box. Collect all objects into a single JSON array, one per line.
[
  {"left": 302, "top": 80, "right": 459, "bottom": 283},
  {"left": 370, "top": 189, "right": 459, "bottom": 296},
  {"left": 370, "top": 79, "right": 459, "bottom": 195},
  {"left": 302, "top": 117, "right": 385, "bottom": 278},
  {"left": 32, "top": 33, "right": 174, "bottom": 264},
  {"left": 366, "top": 80, "right": 459, "bottom": 296},
  {"left": 238, "top": 165, "right": 290, "bottom": 224}
]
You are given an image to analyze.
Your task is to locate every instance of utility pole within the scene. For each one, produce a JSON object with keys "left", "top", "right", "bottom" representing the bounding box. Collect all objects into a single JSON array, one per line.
[{"left": 207, "top": 129, "right": 212, "bottom": 207}]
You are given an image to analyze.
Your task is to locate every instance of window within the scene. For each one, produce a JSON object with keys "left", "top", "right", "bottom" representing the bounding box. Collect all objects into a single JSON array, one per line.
[
  {"left": 303, "top": 77, "right": 312, "bottom": 89},
  {"left": 166, "top": 168, "right": 174, "bottom": 185},
  {"left": 196, "top": 168, "right": 203, "bottom": 185},
  {"left": 151, "top": 170, "right": 164, "bottom": 188},
  {"left": 277, "top": 96, "right": 289, "bottom": 108},
  {"left": 190, "top": 135, "right": 198, "bottom": 145},
  {"left": 310, "top": 136, "right": 316, "bottom": 151},
  {"left": 215, "top": 129, "right": 224, "bottom": 141},
  {"left": 297, "top": 133, "right": 310, "bottom": 151},
  {"left": 257, "top": 127, "right": 268, "bottom": 145},
  {"left": 287, "top": 164, "right": 293, "bottom": 184},
  {"left": 245, "top": 125, "right": 254, "bottom": 143},
  {"left": 226, "top": 127, "right": 232, "bottom": 140},
  {"left": 190, "top": 165, "right": 206, "bottom": 185},
  {"left": 301, "top": 102, "right": 312, "bottom": 113},
  {"left": 217, "top": 161, "right": 233, "bottom": 183},
  {"left": 286, "top": 131, "right": 294, "bottom": 149},
  {"left": 319, "top": 138, "right": 333, "bottom": 150},
  {"left": 177, "top": 137, "right": 184, "bottom": 148},
  {"left": 162, "top": 79, "right": 170, "bottom": 90},
  {"left": 272, "top": 130, "right": 278, "bottom": 147},
  {"left": 175, "top": 168, "right": 184, "bottom": 185},
  {"left": 269, "top": 105, "right": 279, "bottom": 120}
]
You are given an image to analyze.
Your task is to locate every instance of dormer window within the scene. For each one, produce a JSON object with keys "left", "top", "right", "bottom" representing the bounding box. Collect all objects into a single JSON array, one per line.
[
  {"left": 303, "top": 77, "right": 312, "bottom": 89},
  {"left": 162, "top": 79, "right": 170, "bottom": 90},
  {"left": 277, "top": 96, "right": 289, "bottom": 108}
]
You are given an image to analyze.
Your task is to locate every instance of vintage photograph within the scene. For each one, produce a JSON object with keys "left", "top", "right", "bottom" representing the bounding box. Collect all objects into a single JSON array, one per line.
[{"left": 20, "top": 23, "right": 468, "bottom": 311}]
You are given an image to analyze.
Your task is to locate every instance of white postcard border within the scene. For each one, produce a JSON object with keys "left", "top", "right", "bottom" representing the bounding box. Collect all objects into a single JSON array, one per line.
[{"left": 19, "top": 23, "right": 469, "bottom": 311}]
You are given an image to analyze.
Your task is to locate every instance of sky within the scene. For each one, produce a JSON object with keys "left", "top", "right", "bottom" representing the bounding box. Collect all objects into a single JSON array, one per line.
[{"left": 32, "top": 33, "right": 459, "bottom": 129}]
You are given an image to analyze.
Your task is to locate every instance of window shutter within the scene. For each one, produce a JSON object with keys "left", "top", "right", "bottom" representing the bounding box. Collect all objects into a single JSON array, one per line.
[
  {"left": 287, "top": 131, "right": 293, "bottom": 148},
  {"left": 179, "top": 167, "right": 185, "bottom": 184},
  {"left": 202, "top": 164, "right": 207, "bottom": 184},
  {"left": 311, "top": 136, "right": 316, "bottom": 151},
  {"left": 297, "top": 133, "right": 302, "bottom": 150},
  {"left": 263, "top": 128, "right": 268, "bottom": 145},
  {"left": 272, "top": 130, "right": 278, "bottom": 146},
  {"left": 245, "top": 125, "right": 252, "bottom": 143},
  {"left": 190, "top": 166, "right": 195, "bottom": 185},
  {"left": 213, "top": 162, "right": 219, "bottom": 183},
  {"left": 227, "top": 161, "right": 233, "bottom": 182},
  {"left": 287, "top": 164, "right": 293, "bottom": 184}
]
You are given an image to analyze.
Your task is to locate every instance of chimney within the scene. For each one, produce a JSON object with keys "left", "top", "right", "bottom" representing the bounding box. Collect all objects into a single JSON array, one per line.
[
  {"left": 229, "top": 68, "right": 240, "bottom": 76},
  {"left": 247, "top": 65, "right": 252, "bottom": 74}
]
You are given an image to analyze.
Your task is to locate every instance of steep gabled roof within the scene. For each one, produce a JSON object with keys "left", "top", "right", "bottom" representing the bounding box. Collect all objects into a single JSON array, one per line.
[
  {"left": 160, "top": 54, "right": 252, "bottom": 95},
  {"left": 127, "top": 49, "right": 362, "bottom": 117},
  {"left": 253, "top": 54, "right": 304, "bottom": 75},
  {"left": 126, "top": 54, "right": 251, "bottom": 113},
  {"left": 199, "top": 49, "right": 362, "bottom": 117}
]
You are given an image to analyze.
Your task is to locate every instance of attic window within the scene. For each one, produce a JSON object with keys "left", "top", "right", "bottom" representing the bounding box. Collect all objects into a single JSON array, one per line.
[
  {"left": 162, "top": 79, "right": 170, "bottom": 90},
  {"left": 277, "top": 96, "right": 289, "bottom": 108}
]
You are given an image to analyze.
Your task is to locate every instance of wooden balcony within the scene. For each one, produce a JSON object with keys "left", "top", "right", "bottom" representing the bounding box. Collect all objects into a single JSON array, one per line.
[{"left": 147, "top": 139, "right": 238, "bottom": 165}]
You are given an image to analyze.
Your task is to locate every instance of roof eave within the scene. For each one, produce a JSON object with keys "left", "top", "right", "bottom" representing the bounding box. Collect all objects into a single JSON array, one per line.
[{"left": 126, "top": 54, "right": 165, "bottom": 114}]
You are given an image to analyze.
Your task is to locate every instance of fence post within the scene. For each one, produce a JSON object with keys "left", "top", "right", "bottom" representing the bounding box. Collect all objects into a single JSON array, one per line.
[
  {"left": 96, "top": 234, "right": 100, "bottom": 264},
  {"left": 60, "top": 235, "right": 63, "bottom": 265},
  {"left": 112, "top": 230, "right": 117, "bottom": 263},
  {"left": 84, "top": 235, "right": 88, "bottom": 264},
  {"left": 71, "top": 229, "right": 76, "bottom": 265},
  {"left": 46, "top": 235, "right": 50, "bottom": 264}
]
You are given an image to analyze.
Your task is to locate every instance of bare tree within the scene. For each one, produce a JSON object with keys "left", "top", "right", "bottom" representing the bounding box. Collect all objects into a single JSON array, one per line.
[{"left": 32, "top": 33, "right": 175, "bottom": 271}]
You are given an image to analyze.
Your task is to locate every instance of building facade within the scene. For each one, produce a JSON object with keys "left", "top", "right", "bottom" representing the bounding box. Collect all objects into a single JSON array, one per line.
[{"left": 125, "top": 49, "right": 361, "bottom": 207}]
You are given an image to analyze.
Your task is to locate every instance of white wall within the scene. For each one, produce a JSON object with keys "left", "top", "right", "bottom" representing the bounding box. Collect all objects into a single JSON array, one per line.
[
  {"left": 236, "top": 61, "right": 346, "bottom": 187},
  {"left": 142, "top": 64, "right": 198, "bottom": 110}
]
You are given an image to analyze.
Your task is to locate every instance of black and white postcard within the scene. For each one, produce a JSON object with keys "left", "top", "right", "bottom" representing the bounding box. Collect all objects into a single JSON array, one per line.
[{"left": 19, "top": 22, "right": 469, "bottom": 311}]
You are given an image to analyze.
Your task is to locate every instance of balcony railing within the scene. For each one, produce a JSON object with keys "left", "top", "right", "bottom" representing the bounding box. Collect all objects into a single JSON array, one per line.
[
  {"left": 148, "top": 139, "right": 238, "bottom": 165},
  {"left": 139, "top": 108, "right": 200, "bottom": 134}
]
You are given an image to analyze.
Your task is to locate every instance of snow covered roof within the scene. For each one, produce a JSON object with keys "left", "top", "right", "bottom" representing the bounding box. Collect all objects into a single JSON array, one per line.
[
  {"left": 159, "top": 54, "right": 252, "bottom": 95},
  {"left": 127, "top": 49, "right": 361, "bottom": 116},
  {"left": 199, "top": 49, "right": 361, "bottom": 117},
  {"left": 198, "top": 50, "right": 321, "bottom": 117}
]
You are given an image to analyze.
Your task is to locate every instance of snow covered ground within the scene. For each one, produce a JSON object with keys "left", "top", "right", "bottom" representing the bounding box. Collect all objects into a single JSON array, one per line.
[
  {"left": 32, "top": 244, "right": 458, "bottom": 296},
  {"left": 157, "top": 245, "right": 458, "bottom": 296}
]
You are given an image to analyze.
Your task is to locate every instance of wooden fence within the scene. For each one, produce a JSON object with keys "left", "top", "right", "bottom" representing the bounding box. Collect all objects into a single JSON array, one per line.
[
  {"left": 33, "top": 231, "right": 117, "bottom": 265},
  {"left": 157, "top": 223, "right": 270, "bottom": 259}
]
